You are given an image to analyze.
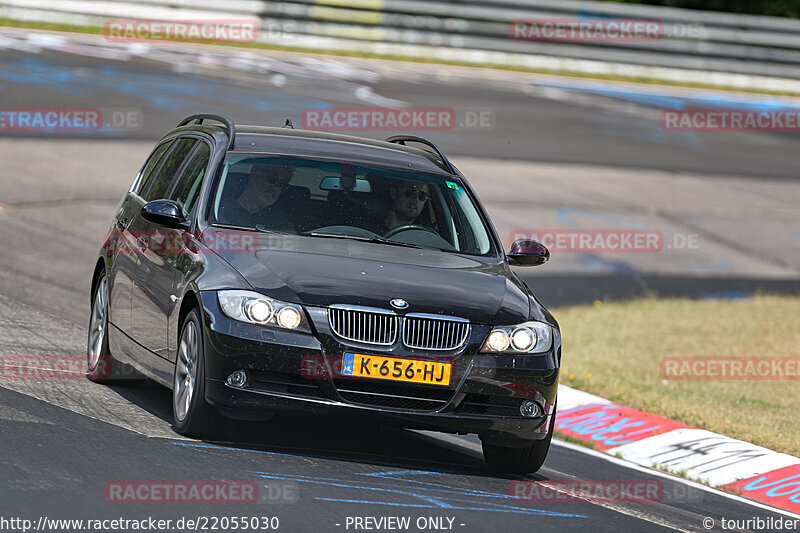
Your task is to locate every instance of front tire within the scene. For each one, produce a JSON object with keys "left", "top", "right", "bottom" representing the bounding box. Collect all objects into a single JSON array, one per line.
[
  {"left": 86, "top": 271, "right": 144, "bottom": 385},
  {"left": 482, "top": 404, "right": 556, "bottom": 473},
  {"left": 172, "top": 307, "right": 223, "bottom": 437}
]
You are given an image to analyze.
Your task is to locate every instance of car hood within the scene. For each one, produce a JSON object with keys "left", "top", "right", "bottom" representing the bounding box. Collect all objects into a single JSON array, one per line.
[{"left": 208, "top": 230, "right": 530, "bottom": 325}]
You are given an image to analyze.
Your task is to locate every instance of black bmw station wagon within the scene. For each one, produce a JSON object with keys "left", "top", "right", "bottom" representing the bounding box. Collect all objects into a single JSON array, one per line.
[{"left": 88, "top": 114, "right": 560, "bottom": 473}]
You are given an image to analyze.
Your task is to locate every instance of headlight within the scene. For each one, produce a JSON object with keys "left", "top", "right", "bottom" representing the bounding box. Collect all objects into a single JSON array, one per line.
[
  {"left": 480, "top": 321, "right": 552, "bottom": 354},
  {"left": 276, "top": 306, "right": 302, "bottom": 329},
  {"left": 485, "top": 330, "right": 511, "bottom": 352},
  {"left": 217, "top": 290, "right": 311, "bottom": 333}
]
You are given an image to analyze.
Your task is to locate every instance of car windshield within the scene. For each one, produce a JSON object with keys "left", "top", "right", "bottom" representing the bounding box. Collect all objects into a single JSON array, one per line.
[{"left": 210, "top": 154, "right": 494, "bottom": 255}]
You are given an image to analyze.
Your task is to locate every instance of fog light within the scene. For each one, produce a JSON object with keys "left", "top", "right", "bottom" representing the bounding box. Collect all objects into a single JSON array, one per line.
[
  {"left": 520, "top": 400, "right": 542, "bottom": 418},
  {"left": 227, "top": 370, "right": 247, "bottom": 387}
]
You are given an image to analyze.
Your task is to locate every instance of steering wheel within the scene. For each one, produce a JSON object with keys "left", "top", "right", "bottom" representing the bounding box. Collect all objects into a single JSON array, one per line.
[{"left": 383, "top": 225, "right": 440, "bottom": 239}]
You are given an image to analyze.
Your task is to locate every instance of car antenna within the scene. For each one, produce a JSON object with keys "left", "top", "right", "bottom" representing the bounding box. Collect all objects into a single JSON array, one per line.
[{"left": 284, "top": 119, "right": 294, "bottom": 129}]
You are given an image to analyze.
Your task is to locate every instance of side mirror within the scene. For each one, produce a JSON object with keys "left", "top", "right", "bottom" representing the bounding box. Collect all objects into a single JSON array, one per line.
[
  {"left": 507, "top": 239, "right": 550, "bottom": 267},
  {"left": 141, "top": 200, "right": 188, "bottom": 229}
]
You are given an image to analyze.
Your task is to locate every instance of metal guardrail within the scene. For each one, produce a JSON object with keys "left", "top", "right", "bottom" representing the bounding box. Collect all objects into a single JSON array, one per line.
[{"left": 2, "top": 0, "right": 800, "bottom": 89}]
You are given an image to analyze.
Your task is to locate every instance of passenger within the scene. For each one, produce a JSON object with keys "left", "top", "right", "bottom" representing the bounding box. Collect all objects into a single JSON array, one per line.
[{"left": 220, "top": 163, "right": 294, "bottom": 231}]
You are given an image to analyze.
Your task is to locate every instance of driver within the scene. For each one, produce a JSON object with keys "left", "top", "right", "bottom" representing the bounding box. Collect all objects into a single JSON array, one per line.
[{"left": 376, "top": 180, "right": 430, "bottom": 234}]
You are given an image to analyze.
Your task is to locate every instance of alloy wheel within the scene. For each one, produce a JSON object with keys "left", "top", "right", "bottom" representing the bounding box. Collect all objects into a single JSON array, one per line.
[
  {"left": 174, "top": 320, "right": 198, "bottom": 421},
  {"left": 87, "top": 275, "right": 107, "bottom": 371}
]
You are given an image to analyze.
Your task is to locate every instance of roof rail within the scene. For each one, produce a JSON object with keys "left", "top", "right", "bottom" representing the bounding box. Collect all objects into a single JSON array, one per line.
[
  {"left": 385, "top": 135, "right": 455, "bottom": 174},
  {"left": 178, "top": 114, "right": 236, "bottom": 150}
]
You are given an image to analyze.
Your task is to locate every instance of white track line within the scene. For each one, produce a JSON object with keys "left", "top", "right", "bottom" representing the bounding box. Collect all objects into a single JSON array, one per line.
[
  {"left": 420, "top": 431, "right": 800, "bottom": 520},
  {"left": 551, "top": 439, "right": 800, "bottom": 520}
]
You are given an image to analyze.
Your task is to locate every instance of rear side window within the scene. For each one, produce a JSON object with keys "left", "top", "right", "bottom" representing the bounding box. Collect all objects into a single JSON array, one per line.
[
  {"left": 170, "top": 143, "right": 211, "bottom": 217},
  {"left": 133, "top": 140, "right": 172, "bottom": 196},
  {"left": 143, "top": 138, "right": 198, "bottom": 201}
]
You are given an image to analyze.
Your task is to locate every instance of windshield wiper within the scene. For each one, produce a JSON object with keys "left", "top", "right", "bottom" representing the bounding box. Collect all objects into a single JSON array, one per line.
[
  {"left": 211, "top": 223, "right": 293, "bottom": 235},
  {"left": 254, "top": 224, "right": 293, "bottom": 235},
  {"left": 304, "top": 232, "right": 424, "bottom": 249}
]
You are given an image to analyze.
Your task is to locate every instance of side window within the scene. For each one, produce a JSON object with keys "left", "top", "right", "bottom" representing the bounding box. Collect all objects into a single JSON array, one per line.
[
  {"left": 170, "top": 143, "right": 211, "bottom": 217},
  {"left": 143, "top": 138, "right": 198, "bottom": 201},
  {"left": 133, "top": 140, "right": 173, "bottom": 196}
]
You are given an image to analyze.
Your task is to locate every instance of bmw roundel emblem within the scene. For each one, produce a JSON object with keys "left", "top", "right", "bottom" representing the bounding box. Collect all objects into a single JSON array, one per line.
[{"left": 390, "top": 298, "right": 409, "bottom": 309}]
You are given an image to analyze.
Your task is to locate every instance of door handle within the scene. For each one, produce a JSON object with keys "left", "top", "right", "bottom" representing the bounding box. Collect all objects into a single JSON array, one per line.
[
  {"left": 116, "top": 218, "right": 129, "bottom": 230},
  {"left": 136, "top": 234, "right": 150, "bottom": 250}
]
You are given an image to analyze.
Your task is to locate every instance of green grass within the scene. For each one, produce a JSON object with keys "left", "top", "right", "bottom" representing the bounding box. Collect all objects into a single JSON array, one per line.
[
  {"left": 557, "top": 295, "right": 800, "bottom": 457},
  {"left": 3, "top": 18, "right": 800, "bottom": 96},
  {"left": 555, "top": 431, "right": 597, "bottom": 449}
]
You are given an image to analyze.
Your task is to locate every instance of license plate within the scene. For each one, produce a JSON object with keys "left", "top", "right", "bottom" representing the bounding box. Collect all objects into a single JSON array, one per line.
[{"left": 341, "top": 352, "right": 451, "bottom": 386}]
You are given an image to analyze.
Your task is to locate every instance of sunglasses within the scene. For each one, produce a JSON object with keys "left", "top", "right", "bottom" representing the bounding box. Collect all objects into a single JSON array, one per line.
[{"left": 403, "top": 187, "right": 431, "bottom": 202}]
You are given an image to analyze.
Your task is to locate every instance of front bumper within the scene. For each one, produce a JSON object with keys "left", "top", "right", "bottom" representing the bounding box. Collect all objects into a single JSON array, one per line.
[{"left": 198, "top": 291, "right": 560, "bottom": 443}]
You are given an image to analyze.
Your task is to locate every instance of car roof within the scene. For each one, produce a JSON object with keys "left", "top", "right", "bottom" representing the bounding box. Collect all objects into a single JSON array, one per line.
[{"left": 168, "top": 123, "right": 455, "bottom": 176}]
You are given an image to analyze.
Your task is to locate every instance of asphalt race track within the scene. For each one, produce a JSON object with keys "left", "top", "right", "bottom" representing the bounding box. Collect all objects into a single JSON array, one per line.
[{"left": 1, "top": 29, "right": 799, "bottom": 532}]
